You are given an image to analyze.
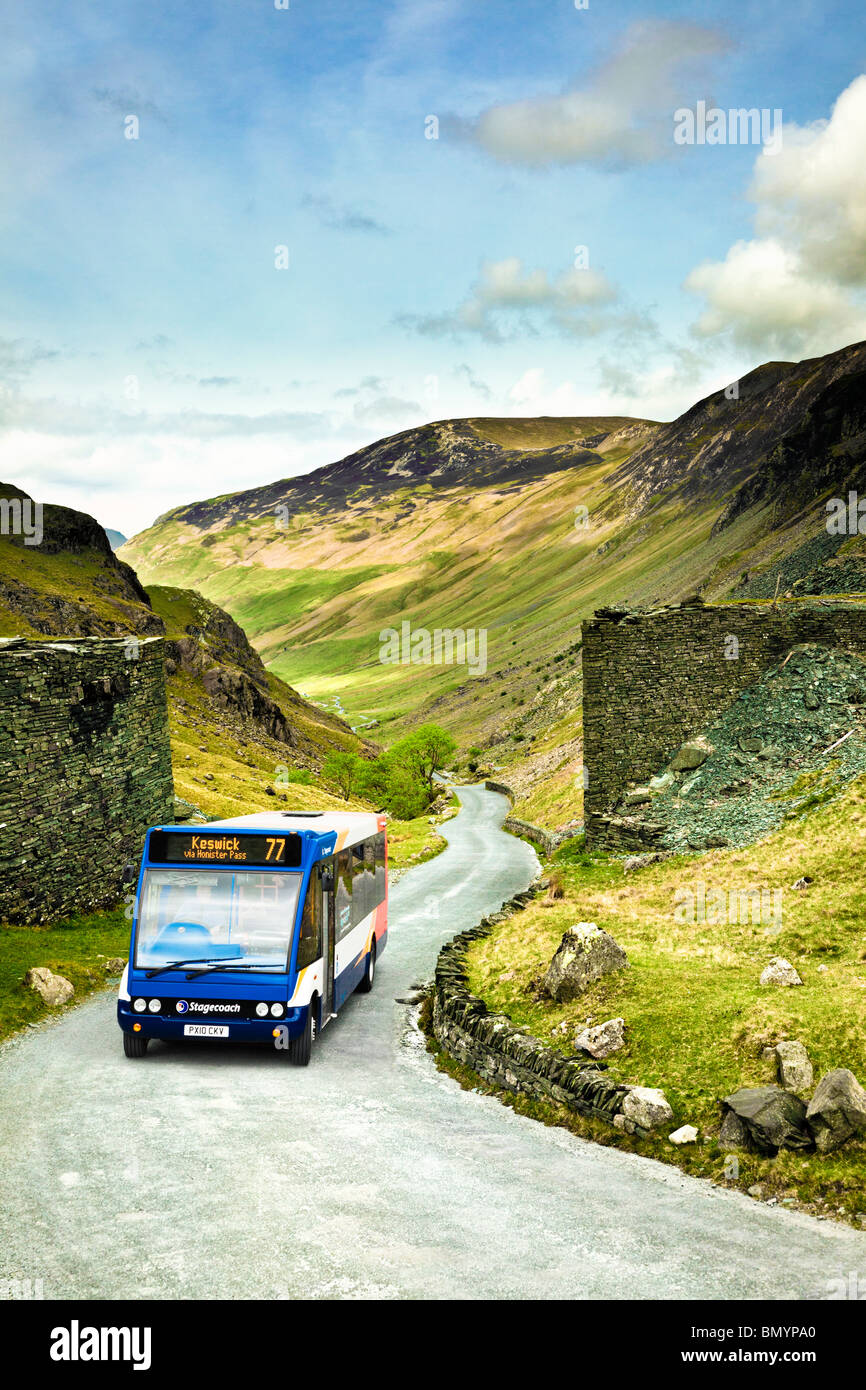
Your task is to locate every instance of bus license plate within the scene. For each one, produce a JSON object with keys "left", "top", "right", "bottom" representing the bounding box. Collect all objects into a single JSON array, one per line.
[{"left": 183, "top": 1024, "right": 229, "bottom": 1038}]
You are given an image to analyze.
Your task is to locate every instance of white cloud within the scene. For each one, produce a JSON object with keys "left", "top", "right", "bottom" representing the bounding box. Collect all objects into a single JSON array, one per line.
[
  {"left": 460, "top": 21, "right": 730, "bottom": 168},
  {"left": 685, "top": 74, "right": 866, "bottom": 355},
  {"left": 402, "top": 255, "right": 617, "bottom": 341}
]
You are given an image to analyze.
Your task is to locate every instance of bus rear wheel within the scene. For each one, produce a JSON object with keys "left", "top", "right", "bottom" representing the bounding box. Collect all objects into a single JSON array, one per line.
[
  {"left": 287, "top": 1001, "right": 315, "bottom": 1066},
  {"left": 123, "top": 1032, "right": 149, "bottom": 1058},
  {"left": 358, "top": 940, "right": 376, "bottom": 993}
]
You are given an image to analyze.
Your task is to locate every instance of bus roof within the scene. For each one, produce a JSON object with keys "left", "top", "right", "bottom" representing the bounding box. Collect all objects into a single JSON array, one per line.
[{"left": 204, "top": 809, "right": 385, "bottom": 849}]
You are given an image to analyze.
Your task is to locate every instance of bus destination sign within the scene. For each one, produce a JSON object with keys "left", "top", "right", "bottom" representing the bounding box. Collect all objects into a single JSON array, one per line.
[{"left": 148, "top": 831, "right": 301, "bottom": 868}]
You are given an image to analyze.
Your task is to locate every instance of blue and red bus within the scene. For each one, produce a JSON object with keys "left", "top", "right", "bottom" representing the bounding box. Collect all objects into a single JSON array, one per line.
[{"left": 117, "top": 811, "right": 387, "bottom": 1064}]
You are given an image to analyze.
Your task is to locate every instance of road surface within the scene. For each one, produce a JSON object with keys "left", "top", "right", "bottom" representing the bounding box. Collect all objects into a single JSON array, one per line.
[{"left": 0, "top": 786, "right": 861, "bottom": 1300}]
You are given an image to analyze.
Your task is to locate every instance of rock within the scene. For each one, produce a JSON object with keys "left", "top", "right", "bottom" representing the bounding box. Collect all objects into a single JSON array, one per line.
[
  {"left": 574, "top": 1017, "right": 626, "bottom": 1059},
  {"left": 806, "top": 1069, "right": 866, "bottom": 1152},
  {"left": 623, "top": 852, "right": 666, "bottom": 872},
  {"left": 705, "top": 833, "right": 729, "bottom": 848},
  {"left": 720, "top": 1086, "right": 813, "bottom": 1155},
  {"left": 542, "top": 923, "right": 629, "bottom": 1002},
  {"left": 669, "top": 1124, "right": 699, "bottom": 1145},
  {"left": 679, "top": 773, "right": 703, "bottom": 797},
  {"left": 648, "top": 772, "right": 675, "bottom": 793},
  {"left": 622, "top": 1086, "right": 674, "bottom": 1130},
  {"left": 760, "top": 956, "right": 803, "bottom": 987},
  {"left": 671, "top": 738, "right": 712, "bottom": 771},
  {"left": 790, "top": 876, "right": 812, "bottom": 890},
  {"left": 622, "top": 787, "right": 651, "bottom": 807},
  {"left": 103, "top": 957, "right": 126, "bottom": 975},
  {"left": 775, "top": 1040, "right": 813, "bottom": 1092},
  {"left": 747, "top": 1184, "right": 764, "bottom": 1198},
  {"left": 25, "top": 967, "right": 74, "bottom": 1007}
]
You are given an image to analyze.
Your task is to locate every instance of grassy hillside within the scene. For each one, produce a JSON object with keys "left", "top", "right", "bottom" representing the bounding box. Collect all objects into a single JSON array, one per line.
[{"left": 464, "top": 775, "right": 866, "bottom": 1219}]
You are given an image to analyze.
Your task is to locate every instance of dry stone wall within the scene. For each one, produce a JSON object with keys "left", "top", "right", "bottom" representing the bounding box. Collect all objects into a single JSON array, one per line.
[
  {"left": 0, "top": 637, "right": 174, "bottom": 922},
  {"left": 582, "top": 598, "right": 866, "bottom": 847},
  {"left": 431, "top": 893, "right": 639, "bottom": 1132}
]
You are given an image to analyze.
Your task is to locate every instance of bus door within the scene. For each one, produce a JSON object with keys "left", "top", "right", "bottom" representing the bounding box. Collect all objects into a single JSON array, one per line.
[{"left": 321, "top": 860, "right": 336, "bottom": 1022}]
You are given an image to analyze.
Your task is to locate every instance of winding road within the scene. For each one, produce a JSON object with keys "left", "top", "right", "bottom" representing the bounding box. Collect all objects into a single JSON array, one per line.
[{"left": 0, "top": 786, "right": 861, "bottom": 1300}]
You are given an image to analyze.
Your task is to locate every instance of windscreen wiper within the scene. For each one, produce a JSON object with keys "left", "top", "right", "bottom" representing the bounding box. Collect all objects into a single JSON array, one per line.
[
  {"left": 144, "top": 956, "right": 237, "bottom": 980},
  {"left": 185, "top": 962, "right": 279, "bottom": 980}
]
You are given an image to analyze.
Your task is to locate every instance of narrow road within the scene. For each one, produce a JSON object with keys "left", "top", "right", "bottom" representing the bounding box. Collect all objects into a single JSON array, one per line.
[{"left": 0, "top": 787, "right": 861, "bottom": 1300}]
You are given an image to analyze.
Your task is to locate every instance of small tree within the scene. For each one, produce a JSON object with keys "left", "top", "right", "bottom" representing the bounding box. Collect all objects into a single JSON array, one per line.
[
  {"left": 392, "top": 723, "right": 456, "bottom": 797},
  {"left": 322, "top": 750, "right": 360, "bottom": 801}
]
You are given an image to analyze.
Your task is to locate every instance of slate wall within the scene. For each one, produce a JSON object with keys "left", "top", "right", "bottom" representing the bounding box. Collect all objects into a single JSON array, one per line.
[{"left": 0, "top": 637, "right": 174, "bottom": 922}]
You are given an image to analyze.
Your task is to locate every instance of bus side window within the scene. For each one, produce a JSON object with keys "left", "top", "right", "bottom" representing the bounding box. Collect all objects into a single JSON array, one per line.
[
  {"left": 296, "top": 869, "right": 321, "bottom": 969},
  {"left": 351, "top": 842, "right": 367, "bottom": 926},
  {"left": 335, "top": 849, "right": 353, "bottom": 940},
  {"left": 373, "top": 831, "right": 386, "bottom": 909}
]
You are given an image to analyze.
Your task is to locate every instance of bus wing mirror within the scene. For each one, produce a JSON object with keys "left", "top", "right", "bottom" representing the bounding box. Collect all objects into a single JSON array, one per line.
[
  {"left": 121, "top": 862, "right": 137, "bottom": 885},
  {"left": 321, "top": 870, "right": 335, "bottom": 894}
]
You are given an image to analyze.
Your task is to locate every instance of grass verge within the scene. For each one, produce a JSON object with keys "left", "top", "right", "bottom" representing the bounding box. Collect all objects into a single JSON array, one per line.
[{"left": 0, "top": 907, "right": 129, "bottom": 1045}]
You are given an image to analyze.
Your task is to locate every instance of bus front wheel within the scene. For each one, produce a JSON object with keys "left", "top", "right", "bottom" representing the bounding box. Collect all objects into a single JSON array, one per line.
[
  {"left": 358, "top": 940, "right": 376, "bottom": 993},
  {"left": 123, "top": 1032, "right": 149, "bottom": 1058},
  {"left": 287, "top": 1001, "right": 315, "bottom": 1066}
]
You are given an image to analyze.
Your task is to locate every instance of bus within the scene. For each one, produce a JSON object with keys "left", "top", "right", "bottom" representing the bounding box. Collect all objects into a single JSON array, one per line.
[{"left": 117, "top": 810, "right": 387, "bottom": 1065}]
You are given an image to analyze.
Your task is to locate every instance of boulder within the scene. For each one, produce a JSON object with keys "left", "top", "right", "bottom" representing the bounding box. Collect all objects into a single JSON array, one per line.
[
  {"left": 574, "top": 1016, "right": 626, "bottom": 1059},
  {"left": 775, "top": 1040, "right": 813, "bottom": 1092},
  {"left": 103, "top": 957, "right": 127, "bottom": 975},
  {"left": 622, "top": 1086, "right": 674, "bottom": 1131},
  {"left": 806, "top": 1069, "right": 866, "bottom": 1152},
  {"left": 671, "top": 738, "right": 712, "bottom": 772},
  {"left": 719, "top": 1107, "right": 752, "bottom": 1149},
  {"left": 669, "top": 1124, "right": 699, "bottom": 1145},
  {"left": 542, "top": 923, "right": 629, "bottom": 1002},
  {"left": 760, "top": 956, "right": 803, "bottom": 987},
  {"left": 720, "top": 1086, "right": 813, "bottom": 1155},
  {"left": 25, "top": 967, "right": 74, "bottom": 1007}
]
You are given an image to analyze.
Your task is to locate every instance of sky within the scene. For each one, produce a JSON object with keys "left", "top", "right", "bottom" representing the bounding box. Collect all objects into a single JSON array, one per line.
[{"left": 2, "top": 0, "right": 865, "bottom": 536}]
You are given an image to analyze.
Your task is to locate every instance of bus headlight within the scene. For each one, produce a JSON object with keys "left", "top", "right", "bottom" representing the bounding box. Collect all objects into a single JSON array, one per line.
[
  {"left": 255, "top": 1002, "right": 269, "bottom": 1017},
  {"left": 270, "top": 1003, "right": 284, "bottom": 1017},
  {"left": 148, "top": 999, "right": 161, "bottom": 1013},
  {"left": 133, "top": 998, "right": 146, "bottom": 1013}
]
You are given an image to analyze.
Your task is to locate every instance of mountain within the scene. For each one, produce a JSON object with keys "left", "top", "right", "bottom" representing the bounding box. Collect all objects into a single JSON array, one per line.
[
  {"left": 0, "top": 483, "right": 160, "bottom": 639},
  {"left": 104, "top": 529, "right": 128, "bottom": 551},
  {"left": 121, "top": 340, "right": 866, "bottom": 763}
]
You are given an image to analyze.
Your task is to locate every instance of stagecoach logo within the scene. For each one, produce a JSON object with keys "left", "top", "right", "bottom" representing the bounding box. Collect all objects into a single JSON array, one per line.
[{"left": 174, "top": 1000, "right": 242, "bottom": 1015}]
